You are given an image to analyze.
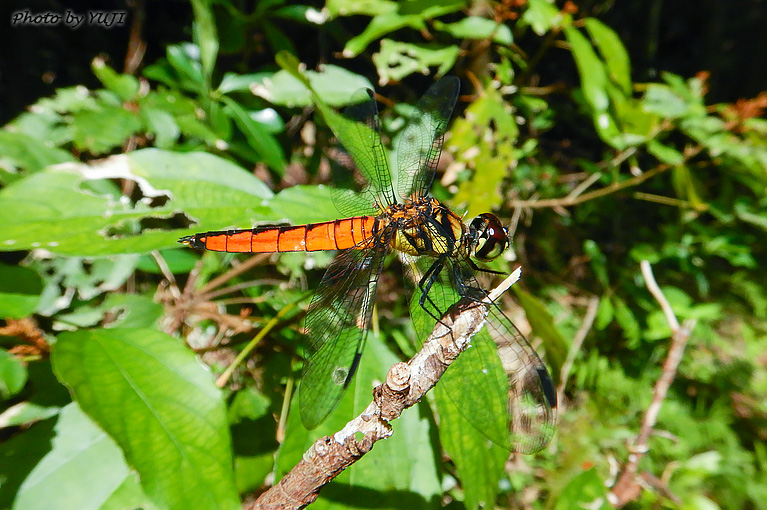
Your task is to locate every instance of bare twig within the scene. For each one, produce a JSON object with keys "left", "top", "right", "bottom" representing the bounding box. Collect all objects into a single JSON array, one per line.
[
  {"left": 557, "top": 295, "right": 599, "bottom": 400},
  {"left": 510, "top": 146, "right": 704, "bottom": 210},
  {"left": 250, "top": 270, "right": 522, "bottom": 510},
  {"left": 608, "top": 261, "right": 695, "bottom": 507}
]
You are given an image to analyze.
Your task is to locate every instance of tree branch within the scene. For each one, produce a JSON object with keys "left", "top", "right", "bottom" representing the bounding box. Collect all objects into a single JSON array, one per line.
[
  {"left": 608, "top": 261, "right": 695, "bottom": 506},
  {"left": 250, "top": 270, "right": 522, "bottom": 510}
]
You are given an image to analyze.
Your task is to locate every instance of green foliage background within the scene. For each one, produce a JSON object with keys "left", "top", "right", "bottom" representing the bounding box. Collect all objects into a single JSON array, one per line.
[{"left": 1, "top": 1, "right": 766, "bottom": 509}]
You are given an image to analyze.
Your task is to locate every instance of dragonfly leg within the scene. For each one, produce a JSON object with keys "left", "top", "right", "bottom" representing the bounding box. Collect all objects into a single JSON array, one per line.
[{"left": 417, "top": 254, "right": 449, "bottom": 323}]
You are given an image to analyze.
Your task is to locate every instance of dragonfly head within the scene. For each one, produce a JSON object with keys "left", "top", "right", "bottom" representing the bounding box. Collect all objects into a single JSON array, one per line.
[{"left": 469, "top": 213, "right": 509, "bottom": 262}]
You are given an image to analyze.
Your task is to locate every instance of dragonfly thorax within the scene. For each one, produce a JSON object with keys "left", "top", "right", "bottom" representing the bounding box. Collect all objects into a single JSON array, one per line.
[{"left": 383, "top": 197, "right": 466, "bottom": 258}]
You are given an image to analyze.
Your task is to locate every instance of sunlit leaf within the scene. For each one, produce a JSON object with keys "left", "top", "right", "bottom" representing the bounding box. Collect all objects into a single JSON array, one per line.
[
  {"left": 52, "top": 328, "right": 239, "bottom": 510},
  {"left": 13, "top": 403, "right": 148, "bottom": 510}
]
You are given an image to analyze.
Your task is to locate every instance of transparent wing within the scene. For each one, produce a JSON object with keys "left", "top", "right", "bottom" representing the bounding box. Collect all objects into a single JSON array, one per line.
[
  {"left": 298, "top": 227, "right": 393, "bottom": 429},
  {"left": 326, "top": 89, "right": 397, "bottom": 216},
  {"left": 396, "top": 77, "right": 460, "bottom": 201},
  {"left": 404, "top": 254, "right": 557, "bottom": 453}
]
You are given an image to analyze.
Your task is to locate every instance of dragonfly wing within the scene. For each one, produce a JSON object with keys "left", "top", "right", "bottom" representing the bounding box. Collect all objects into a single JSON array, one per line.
[
  {"left": 404, "top": 254, "right": 557, "bottom": 453},
  {"left": 326, "top": 89, "right": 397, "bottom": 216},
  {"left": 299, "top": 226, "right": 393, "bottom": 429},
  {"left": 395, "top": 77, "right": 460, "bottom": 201}
]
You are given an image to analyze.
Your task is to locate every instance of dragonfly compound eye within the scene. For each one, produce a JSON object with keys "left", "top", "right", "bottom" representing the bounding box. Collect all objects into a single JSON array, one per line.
[{"left": 470, "top": 213, "right": 509, "bottom": 261}]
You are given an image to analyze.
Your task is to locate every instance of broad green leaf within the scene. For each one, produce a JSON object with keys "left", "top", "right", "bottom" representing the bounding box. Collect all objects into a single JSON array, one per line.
[
  {"left": 584, "top": 18, "right": 632, "bottom": 96},
  {"left": 277, "top": 332, "right": 441, "bottom": 509},
  {"left": 52, "top": 328, "right": 239, "bottom": 510},
  {"left": 0, "top": 149, "right": 273, "bottom": 256},
  {"left": 229, "top": 389, "right": 277, "bottom": 494},
  {"left": 433, "top": 16, "right": 513, "bottom": 45},
  {"left": 564, "top": 26, "right": 609, "bottom": 112},
  {"left": 102, "top": 293, "right": 165, "bottom": 329},
  {"left": 0, "top": 348, "right": 27, "bottom": 400},
  {"left": 0, "top": 132, "right": 76, "bottom": 175},
  {"left": 0, "top": 263, "right": 42, "bottom": 319},
  {"left": 436, "top": 384, "right": 507, "bottom": 510},
  {"left": 513, "top": 287, "right": 567, "bottom": 381},
  {"left": 13, "top": 403, "right": 148, "bottom": 510},
  {"left": 374, "top": 40, "right": 459, "bottom": 84},
  {"left": 268, "top": 185, "right": 339, "bottom": 224},
  {"left": 220, "top": 96, "right": 287, "bottom": 174}
]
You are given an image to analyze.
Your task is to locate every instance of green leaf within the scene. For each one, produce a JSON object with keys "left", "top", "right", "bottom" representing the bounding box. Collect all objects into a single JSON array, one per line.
[
  {"left": 522, "top": 0, "right": 567, "bottom": 35},
  {"left": 433, "top": 16, "right": 513, "bottom": 45},
  {"left": 71, "top": 106, "right": 142, "bottom": 153},
  {"left": 436, "top": 383, "right": 507, "bottom": 510},
  {"left": 326, "top": 0, "right": 398, "bottom": 18},
  {"left": 373, "top": 40, "right": 459, "bottom": 84},
  {"left": 166, "top": 44, "right": 205, "bottom": 92},
  {"left": 268, "top": 185, "right": 338, "bottom": 224},
  {"left": 220, "top": 96, "right": 287, "bottom": 174},
  {"left": 217, "top": 72, "right": 271, "bottom": 94},
  {"left": 564, "top": 26, "right": 609, "bottom": 112},
  {"left": 0, "top": 262, "right": 42, "bottom": 318},
  {"left": 647, "top": 139, "right": 685, "bottom": 165},
  {"left": 191, "top": 0, "right": 219, "bottom": 82},
  {"left": 594, "top": 296, "right": 614, "bottom": 330},
  {"left": 584, "top": 18, "right": 632, "bottom": 96},
  {"left": 0, "top": 149, "right": 274, "bottom": 256},
  {"left": 0, "top": 132, "right": 75, "bottom": 176},
  {"left": 512, "top": 287, "right": 568, "bottom": 381},
  {"left": 141, "top": 106, "right": 181, "bottom": 149},
  {"left": 52, "top": 328, "right": 239, "bottom": 510},
  {"left": 344, "top": 13, "right": 427, "bottom": 57},
  {"left": 642, "top": 83, "right": 688, "bottom": 118},
  {"left": 0, "top": 348, "right": 27, "bottom": 400},
  {"left": 251, "top": 66, "right": 374, "bottom": 107},
  {"left": 91, "top": 59, "right": 140, "bottom": 101},
  {"left": 13, "top": 403, "right": 149, "bottom": 510},
  {"left": 0, "top": 417, "right": 57, "bottom": 508}
]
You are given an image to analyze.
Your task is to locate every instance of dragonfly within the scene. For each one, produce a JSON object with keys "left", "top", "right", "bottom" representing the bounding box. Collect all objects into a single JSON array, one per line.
[{"left": 180, "top": 77, "right": 557, "bottom": 453}]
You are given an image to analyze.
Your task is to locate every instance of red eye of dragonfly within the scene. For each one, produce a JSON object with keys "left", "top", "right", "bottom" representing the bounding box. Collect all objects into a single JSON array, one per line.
[
  {"left": 180, "top": 78, "right": 557, "bottom": 454},
  {"left": 470, "top": 213, "right": 509, "bottom": 262}
]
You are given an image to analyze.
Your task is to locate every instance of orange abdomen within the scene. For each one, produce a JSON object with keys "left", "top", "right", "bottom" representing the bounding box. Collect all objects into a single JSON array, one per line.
[{"left": 180, "top": 216, "right": 378, "bottom": 253}]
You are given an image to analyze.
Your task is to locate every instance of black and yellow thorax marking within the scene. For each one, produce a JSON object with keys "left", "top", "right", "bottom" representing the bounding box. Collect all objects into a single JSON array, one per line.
[{"left": 380, "top": 197, "right": 467, "bottom": 257}]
